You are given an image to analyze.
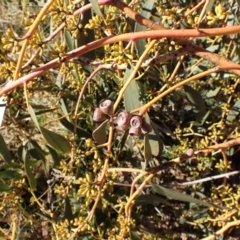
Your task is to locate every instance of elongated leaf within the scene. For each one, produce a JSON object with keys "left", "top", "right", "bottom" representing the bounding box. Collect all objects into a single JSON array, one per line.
[
  {"left": 64, "top": 196, "right": 74, "bottom": 221},
  {"left": 123, "top": 67, "right": 142, "bottom": 111},
  {"left": 27, "top": 140, "right": 46, "bottom": 161},
  {"left": 143, "top": 134, "right": 151, "bottom": 170},
  {"left": 28, "top": 105, "right": 41, "bottom": 130},
  {"left": 0, "top": 134, "right": 12, "bottom": 164},
  {"left": 0, "top": 184, "right": 12, "bottom": 192},
  {"left": 227, "top": 100, "right": 240, "bottom": 123},
  {"left": 0, "top": 170, "right": 21, "bottom": 180},
  {"left": 59, "top": 117, "right": 91, "bottom": 138},
  {"left": 46, "top": 145, "right": 60, "bottom": 166},
  {"left": 16, "top": 108, "right": 58, "bottom": 120},
  {"left": 123, "top": 67, "right": 162, "bottom": 156},
  {"left": 23, "top": 147, "right": 36, "bottom": 190},
  {"left": 77, "top": 0, "right": 96, "bottom": 59},
  {"left": 40, "top": 127, "right": 71, "bottom": 153},
  {"left": 92, "top": 120, "right": 108, "bottom": 144},
  {"left": 130, "top": 230, "right": 142, "bottom": 240},
  {"left": 65, "top": 30, "right": 74, "bottom": 51},
  {"left": 206, "top": 0, "right": 215, "bottom": 13},
  {"left": 184, "top": 85, "right": 206, "bottom": 121},
  {"left": 0, "top": 96, "right": 7, "bottom": 127},
  {"left": 135, "top": 194, "right": 169, "bottom": 206},
  {"left": 89, "top": 0, "right": 103, "bottom": 17},
  {"left": 206, "top": 87, "right": 221, "bottom": 98},
  {"left": 146, "top": 117, "right": 163, "bottom": 156},
  {"left": 152, "top": 185, "right": 214, "bottom": 208},
  {"left": 134, "top": 0, "right": 155, "bottom": 55}
]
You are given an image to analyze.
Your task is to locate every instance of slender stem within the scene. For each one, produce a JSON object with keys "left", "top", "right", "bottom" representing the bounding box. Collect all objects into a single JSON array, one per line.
[
  {"left": 134, "top": 66, "right": 239, "bottom": 115},
  {"left": 112, "top": 0, "right": 240, "bottom": 76},
  {"left": 2, "top": 27, "right": 240, "bottom": 97},
  {"left": 201, "top": 220, "right": 240, "bottom": 240},
  {"left": 14, "top": 0, "right": 56, "bottom": 80},
  {"left": 113, "top": 39, "right": 157, "bottom": 112}
]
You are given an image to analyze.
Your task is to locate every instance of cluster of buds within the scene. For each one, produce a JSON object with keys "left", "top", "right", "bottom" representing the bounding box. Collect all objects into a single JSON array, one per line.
[
  {"left": 93, "top": 99, "right": 114, "bottom": 122},
  {"left": 93, "top": 99, "right": 152, "bottom": 137},
  {"left": 116, "top": 112, "right": 152, "bottom": 137}
]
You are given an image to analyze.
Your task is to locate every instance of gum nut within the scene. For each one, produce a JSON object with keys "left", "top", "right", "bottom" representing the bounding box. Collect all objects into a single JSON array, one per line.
[
  {"left": 117, "top": 111, "right": 132, "bottom": 127},
  {"left": 130, "top": 115, "right": 142, "bottom": 129},
  {"left": 129, "top": 126, "right": 141, "bottom": 137},
  {"left": 190, "top": 158, "right": 198, "bottom": 167},
  {"left": 99, "top": 99, "right": 114, "bottom": 116},
  {"left": 93, "top": 108, "right": 107, "bottom": 122},
  {"left": 186, "top": 148, "right": 194, "bottom": 157}
]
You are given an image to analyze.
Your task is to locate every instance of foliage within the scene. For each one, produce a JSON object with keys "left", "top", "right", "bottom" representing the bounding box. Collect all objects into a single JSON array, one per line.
[{"left": 0, "top": 0, "right": 240, "bottom": 239}]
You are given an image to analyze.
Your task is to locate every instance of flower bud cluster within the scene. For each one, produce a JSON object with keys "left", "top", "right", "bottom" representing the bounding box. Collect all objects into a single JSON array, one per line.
[
  {"left": 93, "top": 99, "right": 152, "bottom": 137},
  {"left": 93, "top": 99, "right": 114, "bottom": 122}
]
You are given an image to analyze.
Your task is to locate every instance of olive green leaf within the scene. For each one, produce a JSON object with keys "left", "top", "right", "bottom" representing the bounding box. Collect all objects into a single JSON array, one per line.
[
  {"left": 227, "top": 100, "right": 240, "bottom": 123},
  {"left": 89, "top": 0, "right": 103, "bottom": 17},
  {"left": 46, "top": 145, "right": 60, "bottom": 166},
  {"left": 40, "top": 127, "right": 71, "bottom": 153},
  {"left": 184, "top": 85, "right": 206, "bottom": 121},
  {"left": 23, "top": 146, "right": 36, "bottom": 191},
  {"left": 0, "top": 184, "right": 12, "bottom": 192},
  {"left": 134, "top": 0, "right": 155, "bottom": 55},
  {"left": 0, "top": 134, "right": 13, "bottom": 165},
  {"left": 135, "top": 194, "right": 170, "bottom": 206},
  {"left": 143, "top": 134, "right": 151, "bottom": 169},
  {"left": 92, "top": 120, "right": 108, "bottom": 144},
  {"left": 64, "top": 196, "right": 74, "bottom": 221},
  {"left": 27, "top": 140, "right": 46, "bottom": 161},
  {"left": 59, "top": 117, "right": 91, "bottom": 138},
  {"left": 152, "top": 185, "right": 214, "bottom": 208},
  {"left": 0, "top": 170, "right": 21, "bottom": 180}
]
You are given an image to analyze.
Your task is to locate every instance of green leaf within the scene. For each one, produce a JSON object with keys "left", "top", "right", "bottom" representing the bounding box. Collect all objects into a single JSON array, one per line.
[
  {"left": 206, "top": 87, "right": 221, "bottom": 98},
  {"left": 16, "top": 108, "right": 58, "bottom": 120},
  {"left": 46, "top": 145, "right": 60, "bottom": 166},
  {"left": 123, "top": 67, "right": 142, "bottom": 111},
  {"left": 92, "top": 120, "right": 108, "bottom": 144},
  {"left": 143, "top": 134, "right": 151, "bottom": 170},
  {"left": 59, "top": 117, "right": 91, "bottom": 138},
  {"left": 0, "top": 184, "right": 12, "bottom": 192},
  {"left": 130, "top": 230, "right": 142, "bottom": 240},
  {"left": 184, "top": 85, "right": 206, "bottom": 121},
  {"left": 40, "top": 127, "right": 71, "bottom": 153},
  {"left": 206, "top": 0, "right": 215, "bottom": 13},
  {"left": 23, "top": 147, "right": 36, "bottom": 190},
  {"left": 89, "top": 0, "right": 103, "bottom": 17},
  {"left": 134, "top": 0, "right": 155, "bottom": 55},
  {"left": 146, "top": 118, "right": 163, "bottom": 156},
  {"left": 64, "top": 196, "right": 74, "bottom": 221},
  {"left": 123, "top": 67, "right": 163, "bottom": 156},
  {"left": 0, "top": 170, "right": 21, "bottom": 180},
  {"left": 27, "top": 105, "right": 40, "bottom": 131},
  {"left": 227, "top": 100, "right": 240, "bottom": 123},
  {"left": 152, "top": 185, "right": 214, "bottom": 208},
  {"left": 0, "top": 134, "right": 13, "bottom": 164},
  {"left": 135, "top": 194, "right": 170, "bottom": 206},
  {"left": 65, "top": 30, "right": 74, "bottom": 51},
  {"left": 27, "top": 140, "right": 46, "bottom": 161}
]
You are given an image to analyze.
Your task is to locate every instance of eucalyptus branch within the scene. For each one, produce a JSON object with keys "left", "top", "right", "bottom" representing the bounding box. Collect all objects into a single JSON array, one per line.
[
  {"left": 4, "top": 26, "right": 239, "bottom": 97},
  {"left": 113, "top": 39, "right": 157, "bottom": 112},
  {"left": 134, "top": 66, "right": 240, "bottom": 116},
  {"left": 112, "top": 0, "right": 240, "bottom": 76},
  {"left": 14, "top": 0, "right": 56, "bottom": 80}
]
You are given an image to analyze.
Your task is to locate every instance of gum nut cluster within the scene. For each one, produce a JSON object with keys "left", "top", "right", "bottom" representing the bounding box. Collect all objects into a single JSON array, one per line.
[
  {"left": 93, "top": 99, "right": 152, "bottom": 137},
  {"left": 93, "top": 99, "right": 114, "bottom": 122},
  {"left": 117, "top": 112, "right": 152, "bottom": 137}
]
